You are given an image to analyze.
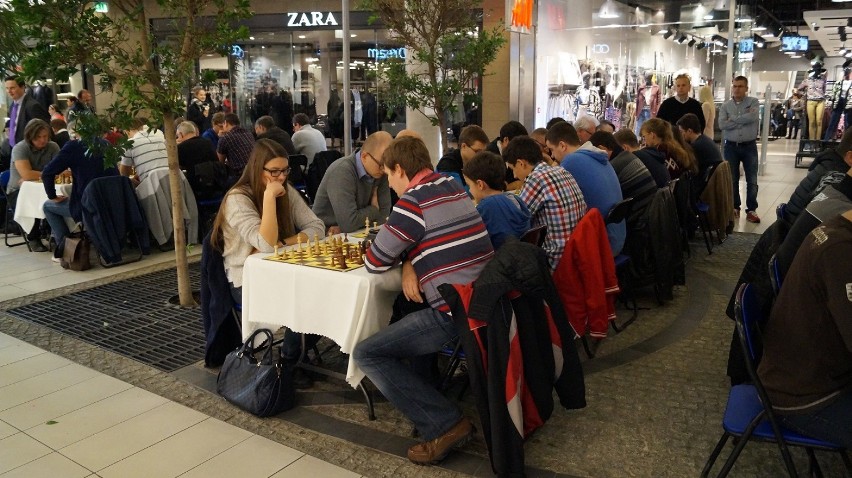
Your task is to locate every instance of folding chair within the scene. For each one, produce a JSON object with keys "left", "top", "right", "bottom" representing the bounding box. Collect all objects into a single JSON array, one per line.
[
  {"left": 768, "top": 254, "right": 783, "bottom": 297},
  {"left": 701, "top": 283, "right": 852, "bottom": 477},
  {"left": 0, "top": 170, "right": 29, "bottom": 249},
  {"left": 606, "top": 197, "right": 637, "bottom": 332}
]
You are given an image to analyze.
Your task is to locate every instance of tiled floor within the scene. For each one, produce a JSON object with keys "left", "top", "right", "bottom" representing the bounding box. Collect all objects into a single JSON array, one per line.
[{"left": 0, "top": 138, "right": 811, "bottom": 477}]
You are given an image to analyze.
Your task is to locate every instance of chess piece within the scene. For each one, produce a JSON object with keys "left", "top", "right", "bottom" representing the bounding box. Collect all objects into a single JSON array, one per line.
[
  {"left": 365, "top": 217, "right": 370, "bottom": 231},
  {"left": 297, "top": 236, "right": 302, "bottom": 252},
  {"left": 373, "top": 221, "right": 378, "bottom": 229},
  {"left": 344, "top": 233, "right": 348, "bottom": 242},
  {"left": 274, "top": 245, "right": 279, "bottom": 256},
  {"left": 332, "top": 250, "right": 347, "bottom": 269}
]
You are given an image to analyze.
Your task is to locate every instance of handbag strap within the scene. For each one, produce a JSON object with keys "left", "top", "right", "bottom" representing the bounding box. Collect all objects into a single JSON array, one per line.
[{"left": 241, "top": 328, "right": 275, "bottom": 362}]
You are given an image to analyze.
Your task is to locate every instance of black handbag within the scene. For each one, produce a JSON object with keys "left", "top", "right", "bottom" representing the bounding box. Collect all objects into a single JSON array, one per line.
[{"left": 216, "top": 329, "right": 295, "bottom": 417}]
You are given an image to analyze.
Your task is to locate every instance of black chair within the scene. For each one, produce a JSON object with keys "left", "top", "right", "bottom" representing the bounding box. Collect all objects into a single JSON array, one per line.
[
  {"left": 81, "top": 176, "right": 148, "bottom": 268},
  {"left": 701, "top": 283, "right": 852, "bottom": 477},
  {"left": 606, "top": 197, "right": 637, "bottom": 332},
  {"left": 520, "top": 224, "right": 546, "bottom": 247},
  {"left": 0, "top": 170, "right": 29, "bottom": 249},
  {"left": 305, "top": 150, "right": 343, "bottom": 202}
]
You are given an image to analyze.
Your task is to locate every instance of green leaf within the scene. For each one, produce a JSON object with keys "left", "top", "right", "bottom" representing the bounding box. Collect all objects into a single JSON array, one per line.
[{"left": 45, "top": 420, "right": 58, "bottom": 425}]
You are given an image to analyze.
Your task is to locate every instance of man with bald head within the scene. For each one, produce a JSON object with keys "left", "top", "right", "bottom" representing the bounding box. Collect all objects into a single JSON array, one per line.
[{"left": 312, "top": 131, "right": 393, "bottom": 233}]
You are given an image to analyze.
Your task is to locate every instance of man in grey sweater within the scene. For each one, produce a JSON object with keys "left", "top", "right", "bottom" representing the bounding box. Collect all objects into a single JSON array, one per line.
[
  {"left": 291, "top": 113, "right": 327, "bottom": 167},
  {"left": 312, "top": 131, "right": 393, "bottom": 234}
]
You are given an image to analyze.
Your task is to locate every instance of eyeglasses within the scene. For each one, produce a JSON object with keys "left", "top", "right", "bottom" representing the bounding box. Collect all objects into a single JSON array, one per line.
[
  {"left": 263, "top": 167, "right": 291, "bottom": 177},
  {"left": 364, "top": 152, "right": 382, "bottom": 168}
]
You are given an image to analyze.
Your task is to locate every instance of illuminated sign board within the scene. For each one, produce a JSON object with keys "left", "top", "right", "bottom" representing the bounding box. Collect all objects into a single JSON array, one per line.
[
  {"left": 286, "top": 12, "right": 338, "bottom": 28},
  {"left": 367, "top": 47, "right": 407, "bottom": 61}
]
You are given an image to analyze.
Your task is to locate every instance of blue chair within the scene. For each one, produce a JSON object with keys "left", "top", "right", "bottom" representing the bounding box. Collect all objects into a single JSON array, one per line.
[
  {"left": 606, "top": 198, "right": 638, "bottom": 333},
  {"left": 776, "top": 203, "right": 787, "bottom": 222},
  {"left": 695, "top": 200, "right": 714, "bottom": 254},
  {"left": 769, "top": 254, "right": 783, "bottom": 297},
  {"left": 0, "top": 170, "right": 29, "bottom": 249},
  {"left": 700, "top": 283, "right": 852, "bottom": 477}
]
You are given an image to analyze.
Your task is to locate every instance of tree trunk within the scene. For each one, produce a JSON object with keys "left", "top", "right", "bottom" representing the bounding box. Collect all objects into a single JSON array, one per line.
[
  {"left": 162, "top": 113, "right": 194, "bottom": 307},
  {"left": 437, "top": 109, "right": 449, "bottom": 151}
]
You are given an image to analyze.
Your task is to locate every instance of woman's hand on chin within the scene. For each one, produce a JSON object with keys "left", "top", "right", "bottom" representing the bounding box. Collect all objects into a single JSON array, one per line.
[{"left": 265, "top": 181, "right": 286, "bottom": 198}]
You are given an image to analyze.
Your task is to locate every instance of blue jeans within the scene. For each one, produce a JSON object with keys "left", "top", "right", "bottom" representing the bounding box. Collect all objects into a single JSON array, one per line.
[
  {"left": 780, "top": 388, "right": 852, "bottom": 448},
  {"left": 352, "top": 307, "right": 461, "bottom": 440},
  {"left": 42, "top": 199, "right": 72, "bottom": 245},
  {"left": 635, "top": 107, "right": 651, "bottom": 137},
  {"left": 724, "top": 141, "right": 759, "bottom": 212}
]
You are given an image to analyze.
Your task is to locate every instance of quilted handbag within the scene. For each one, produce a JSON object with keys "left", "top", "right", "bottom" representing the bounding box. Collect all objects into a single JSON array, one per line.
[{"left": 216, "top": 328, "right": 295, "bottom": 417}]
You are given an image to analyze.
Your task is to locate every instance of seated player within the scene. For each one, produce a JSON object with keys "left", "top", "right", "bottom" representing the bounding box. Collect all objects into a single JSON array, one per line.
[
  {"left": 463, "top": 151, "right": 531, "bottom": 249},
  {"left": 436, "top": 125, "right": 489, "bottom": 179},
  {"left": 210, "top": 139, "right": 325, "bottom": 384},
  {"left": 503, "top": 135, "right": 586, "bottom": 270},
  {"left": 757, "top": 209, "right": 852, "bottom": 447},
  {"left": 353, "top": 136, "right": 494, "bottom": 465},
  {"left": 311, "top": 131, "right": 393, "bottom": 234}
]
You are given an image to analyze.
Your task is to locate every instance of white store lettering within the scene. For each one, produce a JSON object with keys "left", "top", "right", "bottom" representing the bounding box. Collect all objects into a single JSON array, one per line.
[{"left": 287, "top": 12, "right": 338, "bottom": 27}]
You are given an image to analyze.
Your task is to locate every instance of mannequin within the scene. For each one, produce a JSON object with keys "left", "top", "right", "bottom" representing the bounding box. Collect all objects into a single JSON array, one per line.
[
  {"left": 823, "top": 68, "right": 852, "bottom": 141},
  {"left": 635, "top": 73, "right": 660, "bottom": 136},
  {"left": 799, "top": 62, "right": 827, "bottom": 140}
]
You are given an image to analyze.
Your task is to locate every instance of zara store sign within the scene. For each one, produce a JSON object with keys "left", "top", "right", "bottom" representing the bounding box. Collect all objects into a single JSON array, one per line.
[{"left": 286, "top": 11, "right": 339, "bottom": 27}]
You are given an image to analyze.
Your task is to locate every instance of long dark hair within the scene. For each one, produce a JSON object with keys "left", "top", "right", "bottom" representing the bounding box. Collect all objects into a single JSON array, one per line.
[{"left": 211, "top": 139, "right": 294, "bottom": 251}]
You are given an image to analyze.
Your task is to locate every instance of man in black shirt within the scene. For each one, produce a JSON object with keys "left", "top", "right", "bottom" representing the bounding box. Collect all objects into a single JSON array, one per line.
[
  {"left": 656, "top": 73, "right": 706, "bottom": 133},
  {"left": 677, "top": 113, "right": 722, "bottom": 193},
  {"left": 176, "top": 121, "right": 223, "bottom": 199}
]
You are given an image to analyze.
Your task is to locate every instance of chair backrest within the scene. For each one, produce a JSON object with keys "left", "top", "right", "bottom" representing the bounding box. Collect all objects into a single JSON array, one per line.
[
  {"left": 306, "top": 149, "right": 344, "bottom": 200},
  {"left": 776, "top": 203, "right": 787, "bottom": 222},
  {"left": 606, "top": 197, "right": 634, "bottom": 225},
  {"left": 520, "top": 224, "right": 547, "bottom": 247},
  {"left": 769, "top": 254, "right": 783, "bottom": 296},
  {"left": 0, "top": 170, "right": 9, "bottom": 193},
  {"left": 735, "top": 283, "right": 762, "bottom": 364},
  {"left": 289, "top": 154, "right": 308, "bottom": 175}
]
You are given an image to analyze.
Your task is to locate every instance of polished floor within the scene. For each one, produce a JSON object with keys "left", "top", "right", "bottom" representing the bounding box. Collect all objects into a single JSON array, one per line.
[{"left": 0, "top": 138, "right": 816, "bottom": 477}]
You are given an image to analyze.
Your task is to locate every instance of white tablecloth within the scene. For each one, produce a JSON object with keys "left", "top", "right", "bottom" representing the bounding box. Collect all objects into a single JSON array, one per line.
[
  {"left": 13, "top": 181, "right": 74, "bottom": 233},
  {"left": 241, "top": 251, "right": 402, "bottom": 387}
]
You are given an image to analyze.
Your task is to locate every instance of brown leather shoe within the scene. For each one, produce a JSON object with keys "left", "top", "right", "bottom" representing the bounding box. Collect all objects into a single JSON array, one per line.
[{"left": 407, "top": 417, "right": 474, "bottom": 465}]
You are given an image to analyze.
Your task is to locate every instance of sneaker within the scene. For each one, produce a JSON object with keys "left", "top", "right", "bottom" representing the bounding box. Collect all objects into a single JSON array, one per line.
[
  {"left": 51, "top": 256, "right": 62, "bottom": 263},
  {"left": 407, "top": 417, "right": 474, "bottom": 465},
  {"left": 746, "top": 211, "right": 761, "bottom": 224},
  {"left": 733, "top": 208, "right": 741, "bottom": 219}
]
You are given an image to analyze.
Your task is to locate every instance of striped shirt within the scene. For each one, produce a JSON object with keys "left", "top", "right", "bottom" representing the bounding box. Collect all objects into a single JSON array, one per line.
[
  {"left": 366, "top": 171, "right": 494, "bottom": 313},
  {"left": 518, "top": 162, "right": 587, "bottom": 270},
  {"left": 120, "top": 129, "right": 169, "bottom": 182}
]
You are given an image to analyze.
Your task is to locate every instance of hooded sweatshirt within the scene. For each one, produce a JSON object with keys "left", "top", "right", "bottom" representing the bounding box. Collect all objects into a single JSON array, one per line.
[
  {"left": 560, "top": 142, "right": 626, "bottom": 255},
  {"left": 634, "top": 147, "right": 672, "bottom": 188},
  {"left": 477, "top": 192, "right": 532, "bottom": 250}
]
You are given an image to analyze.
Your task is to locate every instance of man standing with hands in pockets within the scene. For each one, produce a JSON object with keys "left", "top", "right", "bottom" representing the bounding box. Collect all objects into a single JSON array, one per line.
[{"left": 719, "top": 75, "right": 762, "bottom": 224}]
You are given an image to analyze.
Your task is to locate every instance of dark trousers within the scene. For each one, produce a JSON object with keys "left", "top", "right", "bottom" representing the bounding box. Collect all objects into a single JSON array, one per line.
[{"left": 724, "top": 141, "right": 759, "bottom": 212}]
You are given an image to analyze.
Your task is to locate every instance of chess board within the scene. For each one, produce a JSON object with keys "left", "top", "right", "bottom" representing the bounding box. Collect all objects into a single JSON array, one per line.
[{"left": 264, "top": 243, "right": 365, "bottom": 272}]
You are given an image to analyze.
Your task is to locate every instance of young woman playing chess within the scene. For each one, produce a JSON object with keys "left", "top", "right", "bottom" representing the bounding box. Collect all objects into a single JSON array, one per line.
[{"left": 211, "top": 138, "right": 324, "bottom": 305}]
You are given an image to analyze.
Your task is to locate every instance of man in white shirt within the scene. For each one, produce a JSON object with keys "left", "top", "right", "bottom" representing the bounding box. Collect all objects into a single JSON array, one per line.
[
  {"left": 291, "top": 113, "right": 327, "bottom": 167},
  {"left": 120, "top": 117, "right": 169, "bottom": 184}
]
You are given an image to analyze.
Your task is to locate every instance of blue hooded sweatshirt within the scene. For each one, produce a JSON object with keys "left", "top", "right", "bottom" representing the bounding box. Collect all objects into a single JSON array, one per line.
[
  {"left": 560, "top": 143, "right": 626, "bottom": 255},
  {"left": 477, "top": 193, "right": 532, "bottom": 250}
]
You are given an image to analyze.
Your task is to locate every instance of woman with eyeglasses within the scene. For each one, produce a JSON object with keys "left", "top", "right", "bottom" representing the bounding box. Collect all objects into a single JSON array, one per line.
[{"left": 211, "top": 138, "right": 324, "bottom": 304}]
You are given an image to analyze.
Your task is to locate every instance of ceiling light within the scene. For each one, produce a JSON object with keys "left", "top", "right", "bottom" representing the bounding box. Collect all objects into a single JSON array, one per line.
[
  {"left": 843, "top": 58, "right": 852, "bottom": 69},
  {"left": 711, "top": 48, "right": 723, "bottom": 53},
  {"left": 663, "top": 29, "right": 674, "bottom": 40},
  {"left": 598, "top": 0, "right": 619, "bottom": 19},
  {"left": 696, "top": 41, "right": 707, "bottom": 50},
  {"left": 688, "top": 38, "right": 697, "bottom": 47},
  {"left": 249, "top": 36, "right": 255, "bottom": 40},
  {"left": 846, "top": 50, "right": 852, "bottom": 58},
  {"left": 351, "top": 34, "right": 357, "bottom": 37},
  {"left": 298, "top": 35, "right": 306, "bottom": 39},
  {"left": 841, "top": 45, "right": 849, "bottom": 55},
  {"left": 752, "top": 25, "right": 766, "bottom": 32},
  {"left": 677, "top": 34, "right": 687, "bottom": 44}
]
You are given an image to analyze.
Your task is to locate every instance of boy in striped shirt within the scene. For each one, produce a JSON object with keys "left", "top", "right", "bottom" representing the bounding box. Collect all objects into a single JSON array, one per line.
[{"left": 354, "top": 136, "right": 493, "bottom": 465}]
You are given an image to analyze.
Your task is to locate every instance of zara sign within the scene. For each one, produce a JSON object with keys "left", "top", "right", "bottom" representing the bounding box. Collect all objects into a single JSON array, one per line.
[{"left": 286, "top": 11, "right": 339, "bottom": 27}]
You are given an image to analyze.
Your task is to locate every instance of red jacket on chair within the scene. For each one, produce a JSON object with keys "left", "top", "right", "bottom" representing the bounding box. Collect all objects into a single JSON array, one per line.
[{"left": 552, "top": 208, "right": 620, "bottom": 338}]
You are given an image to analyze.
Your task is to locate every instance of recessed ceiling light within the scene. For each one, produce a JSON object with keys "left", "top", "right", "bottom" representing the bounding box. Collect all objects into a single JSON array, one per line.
[
  {"left": 351, "top": 34, "right": 357, "bottom": 37},
  {"left": 298, "top": 35, "right": 306, "bottom": 39},
  {"left": 249, "top": 36, "right": 255, "bottom": 40}
]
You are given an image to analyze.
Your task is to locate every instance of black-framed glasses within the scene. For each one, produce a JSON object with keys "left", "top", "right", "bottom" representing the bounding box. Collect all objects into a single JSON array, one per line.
[
  {"left": 364, "top": 152, "right": 382, "bottom": 168},
  {"left": 264, "top": 167, "right": 291, "bottom": 177}
]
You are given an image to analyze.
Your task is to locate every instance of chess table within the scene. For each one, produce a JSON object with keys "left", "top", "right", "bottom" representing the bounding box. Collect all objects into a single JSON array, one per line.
[{"left": 241, "top": 235, "right": 402, "bottom": 387}]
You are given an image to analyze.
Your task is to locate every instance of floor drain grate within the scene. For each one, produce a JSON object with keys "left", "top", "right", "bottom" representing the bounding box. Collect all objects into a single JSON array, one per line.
[{"left": 7, "top": 264, "right": 205, "bottom": 372}]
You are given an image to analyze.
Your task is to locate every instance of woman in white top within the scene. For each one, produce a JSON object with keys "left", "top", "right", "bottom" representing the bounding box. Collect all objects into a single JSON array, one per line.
[
  {"left": 210, "top": 138, "right": 324, "bottom": 303},
  {"left": 699, "top": 85, "right": 715, "bottom": 139}
]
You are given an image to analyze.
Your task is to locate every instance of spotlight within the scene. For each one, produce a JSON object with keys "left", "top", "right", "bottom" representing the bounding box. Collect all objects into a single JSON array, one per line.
[
  {"left": 754, "top": 34, "right": 765, "bottom": 48},
  {"left": 663, "top": 29, "right": 674, "bottom": 40},
  {"left": 688, "top": 38, "right": 697, "bottom": 47},
  {"left": 696, "top": 41, "right": 707, "bottom": 50},
  {"left": 677, "top": 34, "right": 687, "bottom": 44},
  {"left": 712, "top": 34, "right": 727, "bottom": 46},
  {"left": 848, "top": 18, "right": 852, "bottom": 28},
  {"left": 843, "top": 58, "right": 852, "bottom": 69},
  {"left": 840, "top": 45, "right": 848, "bottom": 55}
]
